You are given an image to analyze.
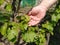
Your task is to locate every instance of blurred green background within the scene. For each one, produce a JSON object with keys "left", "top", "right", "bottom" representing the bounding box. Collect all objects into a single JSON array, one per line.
[{"left": 21, "top": 0, "right": 36, "bottom": 7}]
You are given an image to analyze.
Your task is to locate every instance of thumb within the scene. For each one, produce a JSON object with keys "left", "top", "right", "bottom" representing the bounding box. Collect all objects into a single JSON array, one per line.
[{"left": 28, "top": 11, "right": 32, "bottom": 16}]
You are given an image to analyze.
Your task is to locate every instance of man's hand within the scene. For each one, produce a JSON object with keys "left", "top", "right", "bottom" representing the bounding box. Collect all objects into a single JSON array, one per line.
[{"left": 28, "top": 6, "right": 47, "bottom": 26}]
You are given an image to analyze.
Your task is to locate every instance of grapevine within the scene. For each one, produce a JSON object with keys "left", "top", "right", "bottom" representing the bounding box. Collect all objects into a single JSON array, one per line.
[{"left": 0, "top": 0, "right": 60, "bottom": 45}]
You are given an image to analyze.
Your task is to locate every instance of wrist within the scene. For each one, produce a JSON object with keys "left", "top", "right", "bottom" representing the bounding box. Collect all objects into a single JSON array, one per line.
[{"left": 38, "top": 4, "right": 48, "bottom": 11}]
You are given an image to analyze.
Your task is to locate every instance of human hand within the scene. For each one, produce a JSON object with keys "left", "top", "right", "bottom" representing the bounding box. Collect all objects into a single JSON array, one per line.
[{"left": 28, "top": 5, "right": 47, "bottom": 26}]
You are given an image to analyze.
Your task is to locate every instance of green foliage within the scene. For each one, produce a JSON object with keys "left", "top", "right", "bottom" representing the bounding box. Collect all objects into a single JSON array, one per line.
[
  {"left": 0, "top": 0, "right": 60, "bottom": 45},
  {"left": 51, "top": 5, "right": 60, "bottom": 22},
  {"left": 0, "top": 16, "right": 9, "bottom": 22},
  {"left": 22, "top": 31, "right": 37, "bottom": 42},
  {"left": 42, "top": 22, "right": 53, "bottom": 35},
  {"left": 0, "top": 23, "right": 7, "bottom": 36},
  {"left": 5, "top": 4, "right": 12, "bottom": 12},
  {"left": 0, "top": 0, "right": 4, "bottom": 5}
]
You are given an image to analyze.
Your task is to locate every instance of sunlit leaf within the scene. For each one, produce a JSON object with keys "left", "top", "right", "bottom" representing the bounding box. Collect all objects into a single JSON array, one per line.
[
  {"left": 51, "top": 14, "right": 57, "bottom": 22},
  {"left": 5, "top": 4, "right": 12, "bottom": 12},
  {"left": 42, "top": 22, "right": 53, "bottom": 31},
  {"left": 0, "top": 0, "right": 4, "bottom": 5},
  {"left": 22, "top": 31, "right": 37, "bottom": 42},
  {"left": 0, "top": 23, "right": 7, "bottom": 36},
  {"left": 7, "top": 28, "right": 17, "bottom": 41}
]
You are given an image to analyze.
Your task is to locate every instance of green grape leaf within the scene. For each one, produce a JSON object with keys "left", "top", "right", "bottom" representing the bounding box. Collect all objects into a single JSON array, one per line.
[
  {"left": 39, "top": 29, "right": 45, "bottom": 33},
  {"left": 20, "top": 16, "right": 26, "bottom": 20},
  {"left": 0, "top": 16, "right": 9, "bottom": 22},
  {"left": 23, "top": 24, "right": 28, "bottom": 30},
  {"left": 24, "top": 15, "right": 30, "bottom": 22},
  {"left": 42, "top": 22, "right": 53, "bottom": 31},
  {"left": 49, "top": 31, "right": 54, "bottom": 35},
  {"left": 19, "top": 23, "right": 25, "bottom": 30},
  {"left": 7, "top": 28, "right": 16, "bottom": 41},
  {"left": 39, "top": 33, "right": 45, "bottom": 38},
  {"left": 7, "top": 31, "right": 15, "bottom": 41},
  {"left": 20, "top": 15, "right": 30, "bottom": 23},
  {"left": 56, "top": 9, "right": 60, "bottom": 13},
  {"left": 19, "top": 23, "right": 28, "bottom": 31},
  {"left": 8, "top": 22, "right": 19, "bottom": 36},
  {"left": 5, "top": 4, "right": 12, "bottom": 12},
  {"left": 12, "top": 27, "right": 19, "bottom": 36},
  {"left": 0, "top": 0, "right": 4, "bottom": 5},
  {"left": 56, "top": 14, "right": 60, "bottom": 20},
  {"left": 51, "top": 14, "right": 58, "bottom": 22},
  {"left": 39, "top": 33, "right": 46, "bottom": 44},
  {"left": 28, "top": 27, "right": 36, "bottom": 31},
  {"left": 22, "top": 31, "right": 37, "bottom": 42},
  {"left": 0, "top": 23, "right": 7, "bottom": 36}
]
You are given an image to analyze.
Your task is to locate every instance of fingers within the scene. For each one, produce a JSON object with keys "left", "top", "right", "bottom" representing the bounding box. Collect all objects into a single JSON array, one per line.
[
  {"left": 30, "top": 16, "right": 40, "bottom": 21},
  {"left": 28, "top": 13, "right": 45, "bottom": 26},
  {"left": 28, "top": 16, "right": 40, "bottom": 26},
  {"left": 28, "top": 19, "right": 40, "bottom": 26},
  {"left": 27, "top": 6, "right": 46, "bottom": 26}
]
